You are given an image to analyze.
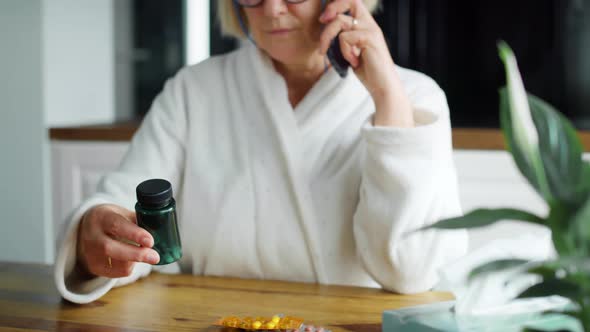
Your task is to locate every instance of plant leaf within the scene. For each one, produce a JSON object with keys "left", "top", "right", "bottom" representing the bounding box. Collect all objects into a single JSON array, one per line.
[
  {"left": 540, "top": 309, "right": 581, "bottom": 320},
  {"left": 498, "top": 42, "right": 551, "bottom": 202},
  {"left": 419, "top": 208, "right": 545, "bottom": 232},
  {"left": 526, "top": 264, "right": 564, "bottom": 281},
  {"left": 546, "top": 201, "right": 577, "bottom": 255},
  {"left": 523, "top": 309, "right": 584, "bottom": 332},
  {"left": 468, "top": 258, "right": 529, "bottom": 281},
  {"left": 525, "top": 257, "right": 590, "bottom": 278},
  {"left": 568, "top": 195, "right": 590, "bottom": 257},
  {"left": 500, "top": 89, "right": 551, "bottom": 202},
  {"left": 517, "top": 278, "right": 581, "bottom": 301},
  {"left": 529, "top": 93, "right": 589, "bottom": 207}
]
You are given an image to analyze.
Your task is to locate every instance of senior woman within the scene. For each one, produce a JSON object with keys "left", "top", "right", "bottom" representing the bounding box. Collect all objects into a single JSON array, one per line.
[{"left": 55, "top": 0, "right": 468, "bottom": 304}]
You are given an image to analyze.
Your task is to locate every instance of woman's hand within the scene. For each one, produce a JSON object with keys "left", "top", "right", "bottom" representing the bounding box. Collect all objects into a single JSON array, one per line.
[
  {"left": 76, "top": 204, "right": 160, "bottom": 278},
  {"left": 319, "top": 0, "right": 414, "bottom": 127}
]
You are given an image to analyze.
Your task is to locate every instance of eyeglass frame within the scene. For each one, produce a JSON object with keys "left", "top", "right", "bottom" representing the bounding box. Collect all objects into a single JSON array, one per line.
[
  {"left": 232, "top": 0, "right": 328, "bottom": 44},
  {"left": 233, "top": 0, "right": 310, "bottom": 9}
]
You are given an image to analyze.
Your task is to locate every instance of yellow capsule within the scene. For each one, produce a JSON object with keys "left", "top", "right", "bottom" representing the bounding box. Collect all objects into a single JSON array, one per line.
[
  {"left": 266, "top": 321, "right": 276, "bottom": 329},
  {"left": 271, "top": 316, "right": 281, "bottom": 324},
  {"left": 252, "top": 321, "right": 262, "bottom": 329}
]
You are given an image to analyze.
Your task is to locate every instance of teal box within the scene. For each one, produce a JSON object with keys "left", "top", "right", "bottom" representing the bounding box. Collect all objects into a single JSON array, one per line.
[{"left": 382, "top": 300, "right": 581, "bottom": 332}]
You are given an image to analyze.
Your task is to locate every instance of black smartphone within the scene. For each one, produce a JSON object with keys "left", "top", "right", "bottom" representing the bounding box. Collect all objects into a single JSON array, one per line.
[{"left": 326, "top": 10, "right": 352, "bottom": 78}]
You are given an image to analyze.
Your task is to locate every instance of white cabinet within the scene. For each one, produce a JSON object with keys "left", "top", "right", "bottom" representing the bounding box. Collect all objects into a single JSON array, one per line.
[
  {"left": 50, "top": 141, "right": 552, "bottom": 257},
  {"left": 454, "top": 150, "right": 551, "bottom": 252},
  {"left": 51, "top": 140, "right": 129, "bottom": 242},
  {"left": 455, "top": 150, "right": 547, "bottom": 213}
]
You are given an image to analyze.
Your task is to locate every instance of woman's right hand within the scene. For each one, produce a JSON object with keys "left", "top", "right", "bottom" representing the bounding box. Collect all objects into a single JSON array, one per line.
[{"left": 76, "top": 204, "right": 160, "bottom": 278}]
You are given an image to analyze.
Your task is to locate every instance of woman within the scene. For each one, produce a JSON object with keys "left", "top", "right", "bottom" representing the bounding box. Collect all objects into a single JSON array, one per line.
[{"left": 55, "top": 0, "right": 468, "bottom": 304}]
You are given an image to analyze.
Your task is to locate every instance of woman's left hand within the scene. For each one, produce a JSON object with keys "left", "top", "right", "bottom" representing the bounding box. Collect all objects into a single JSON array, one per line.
[{"left": 319, "top": 0, "right": 414, "bottom": 127}]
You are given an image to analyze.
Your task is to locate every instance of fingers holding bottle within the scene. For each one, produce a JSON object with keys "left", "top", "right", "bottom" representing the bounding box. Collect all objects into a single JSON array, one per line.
[{"left": 76, "top": 204, "right": 160, "bottom": 279}]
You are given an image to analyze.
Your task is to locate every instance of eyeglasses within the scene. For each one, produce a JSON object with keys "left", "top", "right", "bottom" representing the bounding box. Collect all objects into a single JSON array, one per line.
[{"left": 234, "top": 0, "right": 309, "bottom": 8}]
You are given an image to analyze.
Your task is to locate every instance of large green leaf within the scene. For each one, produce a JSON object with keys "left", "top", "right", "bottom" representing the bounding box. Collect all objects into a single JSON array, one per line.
[
  {"left": 528, "top": 93, "right": 590, "bottom": 207},
  {"left": 522, "top": 310, "right": 584, "bottom": 332},
  {"left": 468, "top": 258, "right": 529, "bottom": 281},
  {"left": 524, "top": 258, "right": 590, "bottom": 301},
  {"left": 568, "top": 195, "right": 590, "bottom": 256},
  {"left": 526, "top": 257, "right": 590, "bottom": 277},
  {"left": 419, "top": 208, "right": 545, "bottom": 232},
  {"left": 546, "top": 201, "right": 577, "bottom": 256},
  {"left": 517, "top": 278, "right": 581, "bottom": 301},
  {"left": 500, "top": 88, "right": 551, "bottom": 202},
  {"left": 540, "top": 309, "right": 581, "bottom": 320},
  {"left": 498, "top": 42, "right": 551, "bottom": 202}
]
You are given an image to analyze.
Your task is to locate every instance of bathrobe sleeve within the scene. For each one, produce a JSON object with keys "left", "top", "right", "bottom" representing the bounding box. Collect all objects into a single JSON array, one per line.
[
  {"left": 353, "top": 72, "right": 469, "bottom": 294},
  {"left": 54, "top": 72, "right": 190, "bottom": 304}
]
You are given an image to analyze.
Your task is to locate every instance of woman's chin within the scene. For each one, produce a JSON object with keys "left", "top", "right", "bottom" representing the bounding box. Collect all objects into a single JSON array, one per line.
[
  {"left": 263, "top": 47, "right": 315, "bottom": 66},
  {"left": 266, "top": 51, "right": 299, "bottom": 64}
]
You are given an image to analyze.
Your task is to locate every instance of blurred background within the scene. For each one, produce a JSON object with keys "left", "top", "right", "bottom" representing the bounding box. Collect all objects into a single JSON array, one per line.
[{"left": 0, "top": 0, "right": 588, "bottom": 264}]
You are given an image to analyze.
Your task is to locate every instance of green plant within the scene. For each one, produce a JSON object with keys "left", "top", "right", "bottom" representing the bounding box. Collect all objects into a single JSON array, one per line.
[{"left": 422, "top": 42, "right": 590, "bottom": 331}]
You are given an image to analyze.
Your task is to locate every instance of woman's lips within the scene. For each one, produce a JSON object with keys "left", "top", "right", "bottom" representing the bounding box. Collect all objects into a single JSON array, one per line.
[{"left": 268, "top": 28, "right": 294, "bottom": 36}]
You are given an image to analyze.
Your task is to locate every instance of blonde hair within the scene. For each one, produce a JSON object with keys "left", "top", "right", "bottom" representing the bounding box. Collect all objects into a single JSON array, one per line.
[{"left": 217, "top": 0, "right": 381, "bottom": 39}]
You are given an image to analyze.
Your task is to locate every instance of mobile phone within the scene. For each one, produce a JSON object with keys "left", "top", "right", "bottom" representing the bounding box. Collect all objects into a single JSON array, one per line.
[{"left": 324, "top": 7, "right": 352, "bottom": 78}]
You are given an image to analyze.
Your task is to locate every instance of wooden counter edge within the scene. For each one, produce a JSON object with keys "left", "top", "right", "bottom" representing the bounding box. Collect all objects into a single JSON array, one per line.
[
  {"left": 50, "top": 122, "right": 140, "bottom": 142},
  {"left": 50, "top": 125, "right": 590, "bottom": 151},
  {"left": 453, "top": 128, "right": 590, "bottom": 151}
]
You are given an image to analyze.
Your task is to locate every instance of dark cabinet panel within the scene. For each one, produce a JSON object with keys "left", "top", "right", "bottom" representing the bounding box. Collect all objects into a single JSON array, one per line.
[
  {"left": 375, "top": 0, "right": 590, "bottom": 128},
  {"left": 135, "top": 1, "right": 588, "bottom": 129},
  {"left": 133, "top": 0, "right": 185, "bottom": 117}
]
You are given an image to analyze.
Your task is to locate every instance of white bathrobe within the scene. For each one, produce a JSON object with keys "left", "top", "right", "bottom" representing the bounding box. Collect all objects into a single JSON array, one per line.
[{"left": 54, "top": 44, "right": 468, "bottom": 304}]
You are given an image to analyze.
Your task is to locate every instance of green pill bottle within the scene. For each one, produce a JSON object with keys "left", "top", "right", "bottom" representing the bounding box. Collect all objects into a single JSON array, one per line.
[{"left": 135, "top": 179, "right": 182, "bottom": 265}]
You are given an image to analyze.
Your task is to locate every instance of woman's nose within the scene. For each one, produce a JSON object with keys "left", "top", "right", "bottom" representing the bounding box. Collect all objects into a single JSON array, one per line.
[{"left": 262, "top": 0, "right": 287, "bottom": 17}]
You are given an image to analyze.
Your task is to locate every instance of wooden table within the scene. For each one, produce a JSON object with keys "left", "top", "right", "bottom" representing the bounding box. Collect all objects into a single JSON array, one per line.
[{"left": 0, "top": 263, "right": 453, "bottom": 332}]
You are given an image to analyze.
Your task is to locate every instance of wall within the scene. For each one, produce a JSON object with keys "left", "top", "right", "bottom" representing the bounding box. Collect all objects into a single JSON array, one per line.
[
  {"left": 0, "top": 0, "right": 210, "bottom": 264},
  {"left": 113, "top": 0, "right": 135, "bottom": 122},
  {"left": 0, "top": 0, "right": 53, "bottom": 263},
  {"left": 185, "top": 0, "right": 211, "bottom": 65},
  {"left": 0, "top": 0, "right": 134, "bottom": 263},
  {"left": 42, "top": 0, "right": 134, "bottom": 127}
]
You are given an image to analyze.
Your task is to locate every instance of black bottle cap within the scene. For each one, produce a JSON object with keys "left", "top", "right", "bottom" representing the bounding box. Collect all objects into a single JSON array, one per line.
[{"left": 136, "top": 179, "right": 173, "bottom": 208}]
